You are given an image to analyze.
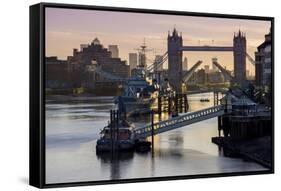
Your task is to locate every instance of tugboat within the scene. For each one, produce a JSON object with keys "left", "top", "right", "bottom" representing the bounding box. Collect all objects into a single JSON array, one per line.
[
  {"left": 96, "top": 119, "right": 135, "bottom": 153},
  {"left": 96, "top": 117, "right": 152, "bottom": 153}
]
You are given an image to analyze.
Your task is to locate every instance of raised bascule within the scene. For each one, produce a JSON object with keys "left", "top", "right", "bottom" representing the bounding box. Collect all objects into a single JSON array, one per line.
[{"left": 167, "top": 28, "right": 249, "bottom": 91}]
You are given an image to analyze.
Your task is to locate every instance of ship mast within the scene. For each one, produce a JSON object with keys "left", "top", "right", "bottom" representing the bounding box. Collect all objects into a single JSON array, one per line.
[{"left": 135, "top": 38, "right": 154, "bottom": 69}]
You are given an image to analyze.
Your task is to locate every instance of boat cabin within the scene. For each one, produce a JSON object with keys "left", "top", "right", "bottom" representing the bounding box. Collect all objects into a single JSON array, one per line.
[{"left": 101, "top": 126, "right": 133, "bottom": 141}]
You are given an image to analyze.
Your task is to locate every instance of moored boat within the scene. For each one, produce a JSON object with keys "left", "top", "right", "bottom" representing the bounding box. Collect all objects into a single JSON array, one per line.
[
  {"left": 200, "top": 98, "right": 210, "bottom": 102},
  {"left": 117, "top": 67, "right": 159, "bottom": 117},
  {"left": 96, "top": 120, "right": 135, "bottom": 153}
]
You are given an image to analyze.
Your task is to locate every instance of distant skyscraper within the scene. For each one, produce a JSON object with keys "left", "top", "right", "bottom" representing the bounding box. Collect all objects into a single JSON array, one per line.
[
  {"left": 108, "top": 45, "right": 119, "bottom": 58},
  {"left": 183, "top": 57, "right": 188, "bottom": 71},
  {"left": 212, "top": 58, "right": 218, "bottom": 72},
  {"left": 129, "top": 53, "right": 138, "bottom": 70},
  {"left": 204, "top": 65, "right": 210, "bottom": 73}
]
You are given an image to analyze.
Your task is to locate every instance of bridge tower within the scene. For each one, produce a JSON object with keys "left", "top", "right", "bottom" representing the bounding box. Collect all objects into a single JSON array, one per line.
[
  {"left": 168, "top": 28, "right": 183, "bottom": 92},
  {"left": 233, "top": 30, "right": 247, "bottom": 86}
]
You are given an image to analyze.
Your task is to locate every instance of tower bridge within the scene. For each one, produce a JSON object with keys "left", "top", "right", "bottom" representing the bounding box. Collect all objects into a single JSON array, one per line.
[
  {"left": 87, "top": 28, "right": 254, "bottom": 93},
  {"left": 167, "top": 28, "right": 249, "bottom": 91}
]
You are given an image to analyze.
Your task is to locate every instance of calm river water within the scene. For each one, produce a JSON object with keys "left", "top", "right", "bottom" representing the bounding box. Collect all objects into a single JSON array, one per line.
[{"left": 45, "top": 92, "right": 266, "bottom": 184}]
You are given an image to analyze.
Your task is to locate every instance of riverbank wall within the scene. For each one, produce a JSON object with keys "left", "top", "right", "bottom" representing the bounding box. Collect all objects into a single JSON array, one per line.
[{"left": 213, "top": 113, "right": 272, "bottom": 168}]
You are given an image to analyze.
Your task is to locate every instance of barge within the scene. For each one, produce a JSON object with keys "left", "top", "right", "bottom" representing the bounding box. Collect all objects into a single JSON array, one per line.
[{"left": 96, "top": 117, "right": 151, "bottom": 153}]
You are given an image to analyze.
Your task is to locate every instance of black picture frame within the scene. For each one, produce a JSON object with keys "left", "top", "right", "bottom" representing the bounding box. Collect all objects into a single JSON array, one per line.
[{"left": 30, "top": 2, "right": 274, "bottom": 188}]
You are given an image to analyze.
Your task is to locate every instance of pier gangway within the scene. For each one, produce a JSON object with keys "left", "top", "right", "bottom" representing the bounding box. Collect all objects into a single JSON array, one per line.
[{"left": 134, "top": 105, "right": 225, "bottom": 138}]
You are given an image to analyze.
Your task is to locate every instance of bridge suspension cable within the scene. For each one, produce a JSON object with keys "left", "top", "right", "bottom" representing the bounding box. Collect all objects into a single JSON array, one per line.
[{"left": 146, "top": 51, "right": 168, "bottom": 73}]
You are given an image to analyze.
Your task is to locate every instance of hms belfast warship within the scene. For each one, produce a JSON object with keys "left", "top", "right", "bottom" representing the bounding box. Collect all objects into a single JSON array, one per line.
[
  {"left": 117, "top": 66, "right": 159, "bottom": 117},
  {"left": 117, "top": 41, "right": 160, "bottom": 117}
]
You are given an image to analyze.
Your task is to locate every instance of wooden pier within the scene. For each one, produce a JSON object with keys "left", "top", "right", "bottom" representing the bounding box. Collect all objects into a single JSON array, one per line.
[{"left": 157, "top": 93, "right": 189, "bottom": 116}]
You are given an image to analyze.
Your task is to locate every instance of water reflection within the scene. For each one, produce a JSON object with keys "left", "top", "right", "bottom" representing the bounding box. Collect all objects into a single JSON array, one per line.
[
  {"left": 45, "top": 93, "right": 267, "bottom": 184},
  {"left": 97, "top": 151, "right": 135, "bottom": 180}
]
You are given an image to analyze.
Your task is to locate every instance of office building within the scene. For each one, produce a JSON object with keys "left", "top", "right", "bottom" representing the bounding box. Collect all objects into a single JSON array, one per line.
[
  {"left": 108, "top": 45, "right": 119, "bottom": 58},
  {"left": 255, "top": 28, "right": 272, "bottom": 92},
  {"left": 68, "top": 38, "right": 129, "bottom": 80},
  {"left": 129, "top": 53, "right": 138, "bottom": 70},
  {"left": 183, "top": 57, "right": 188, "bottom": 71},
  {"left": 204, "top": 65, "right": 210, "bottom": 74}
]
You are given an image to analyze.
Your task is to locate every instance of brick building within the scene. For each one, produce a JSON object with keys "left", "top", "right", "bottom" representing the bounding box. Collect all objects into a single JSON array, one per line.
[{"left": 68, "top": 38, "right": 130, "bottom": 82}]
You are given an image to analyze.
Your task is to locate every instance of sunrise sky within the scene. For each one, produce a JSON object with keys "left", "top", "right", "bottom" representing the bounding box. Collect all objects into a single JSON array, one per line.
[{"left": 46, "top": 7, "right": 271, "bottom": 75}]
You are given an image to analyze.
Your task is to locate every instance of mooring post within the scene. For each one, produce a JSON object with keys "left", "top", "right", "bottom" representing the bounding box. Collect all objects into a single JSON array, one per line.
[
  {"left": 168, "top": 96, "right": 171, "bottom": 115},
  {"left": 178, "top": 94, "right": 181, "bottom": 113},
  {"left": 158, "top": 96, "right": 162, "bottom": 115},
  {"left": 216, "top": 92, "right": 219, "bottom": 105},
  {"left": 175, "top": 94, "right": 178, "bottom": 114},
  {"left": 218, "top": 116, "right": 222, "bottom": 137},
  {"left": 110, "top": 110, "right": 114, "bottom": 155},
  {"left": 180, "top": 94, "right": 183, "bottom": 113},
  {"left": 158, "top": 72, "right": 161, "bottom": 86},
  {"left": 213, "top": 91, "right": 219, "bottom": 106},
  {"left": 113, "top": 110, "right": 116, "bottom": 153},
  {"left": 151, "top": 110, "right": 154, "bottom": 157},
  {"left": 213, "top": 91, "right": 216, "bottom": 106},
  {"left": 184, "top": 94, "right": 188, "bottom": 113},
  {"left": 116, "top": 110, "right": 119, "bottom": 145}
]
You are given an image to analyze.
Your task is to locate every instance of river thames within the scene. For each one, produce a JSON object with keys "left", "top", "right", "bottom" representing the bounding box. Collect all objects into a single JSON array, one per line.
[{"left": 45, "top": 93, "right": 267, "bottom": 184}]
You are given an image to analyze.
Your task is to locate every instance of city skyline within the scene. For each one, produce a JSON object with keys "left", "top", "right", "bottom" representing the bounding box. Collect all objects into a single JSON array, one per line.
[{"left": 46, "top": 7, "right": 270, "bottom": 74}]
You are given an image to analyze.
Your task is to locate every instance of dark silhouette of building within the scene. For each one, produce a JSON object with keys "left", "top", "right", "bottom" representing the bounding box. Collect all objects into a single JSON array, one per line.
[
  {"left": 46, "top": 59, "right": 83, "bottom": 89},
  {"left": 197, "top": 68, "right": 206, "bottom": 84},
  {"left": 255, "top": 28, "right": 272, "bottom": 90},
  {"left": 208, "top": 71, "right": 224, "bottom": 83},
  {"left": 45, "top": 57, "right": 74, "bottom": 88},
  {"left": 46, "top": 38, "right": 129, "bottom": 93},
  {"left": 46, "top": 56, "right": 67, "bottom": 65},
  {"left": 233, "top": 30, "right": 247, "bottom": 86},
  {"left": 68, "top": 38, "right": 130, "bottom": 84},
  {"left": 168, "top": 28, "right": 183, "bottom": 92}
]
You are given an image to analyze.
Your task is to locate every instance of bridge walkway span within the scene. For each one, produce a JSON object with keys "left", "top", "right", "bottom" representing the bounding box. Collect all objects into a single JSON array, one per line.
[{"left": 134, "top": 105, "right": 225, "bottom": 138}]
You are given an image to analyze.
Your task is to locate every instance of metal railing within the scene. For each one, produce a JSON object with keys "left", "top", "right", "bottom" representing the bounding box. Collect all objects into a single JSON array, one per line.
[{"left": 134, "top": 105, "right": 225, "bottom": 138}]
